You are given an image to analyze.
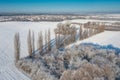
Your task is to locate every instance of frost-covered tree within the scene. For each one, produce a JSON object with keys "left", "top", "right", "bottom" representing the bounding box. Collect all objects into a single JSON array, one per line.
[
  {"left": 103, "top": 65, "right": 115, "bottom": 80},
  {"left": 14, "top": 32, "right": 20, "bottom": 63}
]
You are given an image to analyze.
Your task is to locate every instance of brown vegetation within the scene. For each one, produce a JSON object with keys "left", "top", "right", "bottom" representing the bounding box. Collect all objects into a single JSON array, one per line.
[{"left": 60, "top": 63, "right": 115, "bottom": 80}]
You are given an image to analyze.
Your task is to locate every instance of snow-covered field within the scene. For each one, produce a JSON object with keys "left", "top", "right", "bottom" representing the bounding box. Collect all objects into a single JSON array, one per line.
[
  {"left": 0, "top": 22, "right": 58, "bottom": 80},
  {"left": 65, "top": 19, "right": 120, "bottom": 23},
  {"left": 73, "top": 31, "right": 120, "bottom": 48},
  {"left": 0, "top": 19, "right": 120, "bottom": 80}
]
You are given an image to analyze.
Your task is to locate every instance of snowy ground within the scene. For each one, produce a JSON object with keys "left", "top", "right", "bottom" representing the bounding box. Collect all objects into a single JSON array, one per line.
[
  {"left": 64, "top": 19, "right": 120, "bottom": 23},
  {"left": 68, "top": 31, "right": 120, "bottom": 48},
  {"left": 0, "top": 19, "right": 120, "bottom": 80},
  {"left": 0, "top": 22, "right": 58, "bottom": 80}
]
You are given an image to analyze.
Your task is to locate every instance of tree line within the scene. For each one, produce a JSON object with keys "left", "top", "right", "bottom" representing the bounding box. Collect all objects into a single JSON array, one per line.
[
  {"left": 54, "top": 22, "right": 105, "bottom": 49},
  {"left": 14, "top": 29, "right": 51, "bottom": 63},
  {"left": 14, "top": 22, "right": 105, "bottom": 63}
]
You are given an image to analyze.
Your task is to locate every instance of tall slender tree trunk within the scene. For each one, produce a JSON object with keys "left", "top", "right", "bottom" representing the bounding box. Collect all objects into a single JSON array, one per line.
[
  {"left": 14, "top": 32, "right": 20, "bottom": 63},
  {"left": 45, "top": 30, "right": 48, "bottom": 53},
  {"left": 38, "top": 31, "right": 43, "bottom": 54},
  {"left": 27, "top": 30, "right": 33, "bottom": 57},
  {"left": 48, "top": 29, "right": 51, "bottom": 51},
  {"left": 32, "top": 31, "right": 35, "bottom": 53},
  {"left": 80, "top": 25, "right": 83, "bottom": 40}
]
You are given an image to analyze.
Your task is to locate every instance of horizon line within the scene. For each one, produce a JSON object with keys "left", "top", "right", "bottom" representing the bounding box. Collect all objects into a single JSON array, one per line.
[{"left": 0, "top": 11, "right": 120, "bottom": 15}]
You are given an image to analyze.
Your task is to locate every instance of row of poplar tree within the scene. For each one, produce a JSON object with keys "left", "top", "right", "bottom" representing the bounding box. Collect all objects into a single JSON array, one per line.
[{"left": 14, "top": 29, "right": 51, "bottom": 63}]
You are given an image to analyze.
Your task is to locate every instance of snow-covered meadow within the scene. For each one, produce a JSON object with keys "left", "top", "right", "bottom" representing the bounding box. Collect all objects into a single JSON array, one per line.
[
  {"left": 0, "top": 22, "right": 58, "bottom": 80},
  {"left": 68, "top": 31, "right": 120, "bottom": 49},
  {"left": 0, "top": 19, "right": 120, "bottom": 80}
]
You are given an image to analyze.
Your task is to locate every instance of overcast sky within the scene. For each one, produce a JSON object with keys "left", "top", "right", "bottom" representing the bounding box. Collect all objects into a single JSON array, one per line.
[{"left": 0, "top": 0, "right": 120, "bottom": 13}]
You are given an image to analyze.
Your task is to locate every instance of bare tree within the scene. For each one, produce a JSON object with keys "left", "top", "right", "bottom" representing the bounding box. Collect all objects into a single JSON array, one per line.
[
  {"left": 79, "top": 25, "right": 83, "bottom": 40},
  {"left": 99, "top": 25, "right": 105, "bottom": 32},
  {"left": 14, "top": 32, "right": 20, "bottom": 63},
  {"left": 45, "top": 30, "right": 48, "bottom": 53},
  {"left": 32, "top": 31, "right": 35, "bottom": 53},
  {"left": 87, "top": 28, "right": 89, "bottom": 38},
  {"left": 55, "top": 22, "right": 78, "bottom": 47},
  {"left": 48, "top": 29, "right": 51, "bottom": 51},
  {"left": 38, "top": 31, "right": 43, "bottom": 54},
  {"left": 73, "top": 27, "right": 76, "bottom": 42},
  {"left": 58, "top": 27, "right": 61, "bottom": 48},
  {"left": 89, "top": 26, "right": 93, "bottom": 37},
  {"left": 54, "top": 28, "right": 59, "bottom": 49},
  {"left": 27, "top": 30, "right": 33, "bottom": 57},
  {"left": 55, "top": 32, "right": 58, "bottom": 49}
]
